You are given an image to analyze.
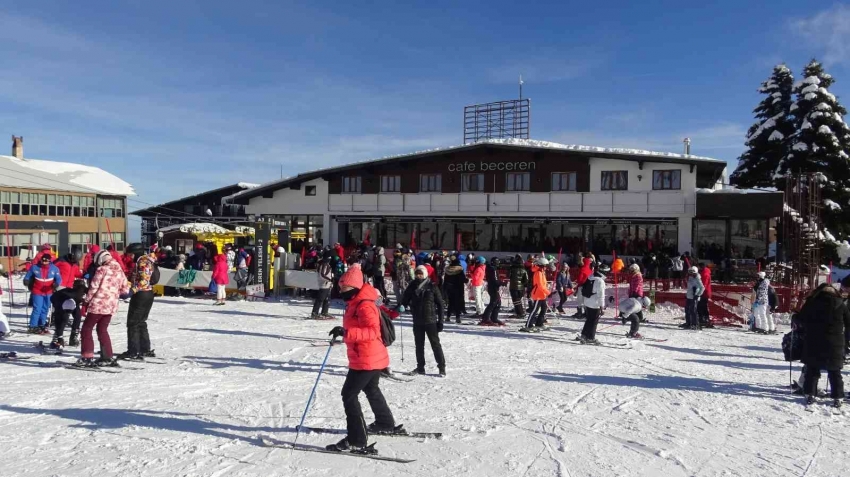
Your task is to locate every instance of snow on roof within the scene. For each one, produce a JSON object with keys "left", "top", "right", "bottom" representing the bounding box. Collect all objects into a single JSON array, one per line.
[
  {"left": 697, "top": 187, "right": 778, "bottom": 194},
  {"left": 157, "top": 222, "right": 255, "bottom": 235},
  {"left": 0, "top": 155, "right": 135, "bottom": 196},
  {"left": 237, "top": 182, "right": 259, "bottom": 189},
  {"left": 225, "top": 138, "right": 726, "bottom": 202}
]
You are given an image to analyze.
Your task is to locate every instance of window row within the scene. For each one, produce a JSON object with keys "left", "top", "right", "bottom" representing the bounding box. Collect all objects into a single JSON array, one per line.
[
  {"left": 0, "top": 233, "right": 59, "bottom": 257},
  {"left": 340, "top": 221, "right": 678, "bottom": 255},
  {"left": 336, "top": 170, "right": 682, "bottom": 194},
  {"left": 0, "top": 191, "right": 97, "bottom": 207}
]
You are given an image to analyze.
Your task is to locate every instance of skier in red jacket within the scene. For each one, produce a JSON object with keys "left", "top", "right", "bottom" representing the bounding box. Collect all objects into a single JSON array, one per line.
[{"left": 325, "top": 268, "right": 400, "bottom": 455}]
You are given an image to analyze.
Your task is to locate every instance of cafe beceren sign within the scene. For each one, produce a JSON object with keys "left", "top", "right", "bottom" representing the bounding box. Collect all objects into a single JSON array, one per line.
[{"left": 447, "top": 161, "right": 536, "bottom": 172}]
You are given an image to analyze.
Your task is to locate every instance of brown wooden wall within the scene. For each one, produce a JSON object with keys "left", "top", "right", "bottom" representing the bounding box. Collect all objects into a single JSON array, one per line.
[{"left": 327, "top": 146, "right": 591, "bottom": 194}]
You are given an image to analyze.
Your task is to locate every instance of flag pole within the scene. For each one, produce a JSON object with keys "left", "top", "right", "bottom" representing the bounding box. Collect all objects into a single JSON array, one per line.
[{"left": 4, "top": 212, "right": 15, "bottom": 318}]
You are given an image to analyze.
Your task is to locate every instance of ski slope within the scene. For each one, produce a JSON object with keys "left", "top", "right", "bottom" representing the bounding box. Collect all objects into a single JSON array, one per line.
[{"left": 0, "top": 283, "right": 848, "bottom": 477}]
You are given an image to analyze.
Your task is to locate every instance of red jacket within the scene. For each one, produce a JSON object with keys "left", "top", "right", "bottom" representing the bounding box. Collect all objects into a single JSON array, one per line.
[
  {"left": 82, "top": 246, "right": 101, "bottom": 272},
  {"left": 700, "top": 267, "right": 712, "bottom": 299},
  {"left": 109, "top": 251, "right": 126, "bottom": 274},
  {"left": 54, "top": 259, "right": 82, "bottom": 288},
  {"left": 24, "top": 263, "right": 61, "bottom": 296},
  {"left": 576, "top": 258, "right": 592, "bottom": 286},
  {"left": 629, "top": 272, "right": 644, "bottom": 298},
  {"left": 335, "top": 245, "right": 345, "bottom": 261},
  {"left": 470, "top": 264, "right": 486, "bottom": 287},
  {"left": 122, "top": 254, "right": 135, "bottom": 276},
  {"left": 212, "top": 255, "right": 230, "bottom": 285},
  {"left": 342, "top": 284, "right": 389, "bottom": 371}
]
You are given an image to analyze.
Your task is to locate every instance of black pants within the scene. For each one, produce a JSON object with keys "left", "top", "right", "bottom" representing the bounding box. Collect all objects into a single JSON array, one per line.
[
  {"left": 413, "top": 324, "right": 445, "bottom": 370},
  {"left": 127, "top": 291, "right": 154, "bottom": 355},
  {"left": 626, "top": 313, "right": 640, "bottom": 335},
  {"left": 804, "top": 366, "right": 844, "bottom": 399},
  {"left": 557, "top": 290, "right": 568, "bottom": 311},
  {"left": 525, "top": 300, "right": 547, "bottom": 328},
  {"left": 341, "top": 369, "right": 395, "bottom": 447},
  {"left": 697, "top": 295, "right": 710, "bottom": 325},
  {"left": 581, "top": 307, "right": 602, "bottom": 340},
  {"left": 311, "top": 288, "right": 331, "bottom": 316},
  {"left": 373, "top": 274, "right": 388, "bottom": 301},
  {"left": 510, "top": 289, "right": 526, "bottom": 318},
  {"left": 482, "top": 287, "right": 502, "bottom": 323},
  {"left": 685, "top": 298, "right": 698, "bottom": 327},
  {"left": 51, "top": 308, "right": 81, "bottom": 341}
]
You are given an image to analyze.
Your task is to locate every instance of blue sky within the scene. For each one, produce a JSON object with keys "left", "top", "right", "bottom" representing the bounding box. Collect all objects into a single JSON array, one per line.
[{"left": 1, "top": 1, "right": 849, "bottom": 239}]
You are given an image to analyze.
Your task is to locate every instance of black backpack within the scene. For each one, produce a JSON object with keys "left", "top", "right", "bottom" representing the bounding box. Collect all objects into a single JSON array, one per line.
[
  {"left": 379, "top": 307, "right": 396, "bottom": 346},
  {"left": 767, "top": 286, "right": 777, "bottom": 309},
  {"left": 150, "top": 263, "right": 161, "bottom": 286},
  {"left": 782, "top": 330, "right": 803, "bottom": 362},
  {"left": 581, "top": 278, "right": 596, "bottom": 298}
]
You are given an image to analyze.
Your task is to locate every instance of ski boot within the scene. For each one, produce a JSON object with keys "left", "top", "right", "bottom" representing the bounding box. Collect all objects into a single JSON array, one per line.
[
  {"left": 325, "top": 438, "right": 377, "bottom": 455},
  {"left": 96, "top": 357, "right": 121, "bottom": 368},
  {"left": 580, "top": 337, "right": 600, "bottom": 345},
  {"left": 49, "top": 338, "right": 65, "bottom": 350},
  {"left": 72, "top": 358, "right": 97, "bottom": 368},
  {"left": 367, "top": 423, "right": 405, "bottom": 435},
  {"left": 835, "top": 399, "right": 843, "bottom": 409},
  {"left": 438, "top": 366, "right": 446, "bottom": 377},
  {"left": 39, "top": 327, "right": 51, "bottom": 335},
  {"left": 518, "top": 326, "right": 534, "bottom": 333},
  {"left": 68, "top": 333, "right": 80, "bottom": 347},
  {"left": 626, "top": 332, "right": 643, "bottom": 340},
  {"left": 117, "top": 351, "right": 144, "bottom": 361},
  {"left": 143, "top": 350, "right": 156, "bottom": 358},
  {"left": 407, "top": 367, "right": 426, "bottom": 376},
  {"left": 27, "top": 327, "right": 40, "bottom": 334},
  {"left": 805, "top": 395, "right": 816, "bottom": 406}
]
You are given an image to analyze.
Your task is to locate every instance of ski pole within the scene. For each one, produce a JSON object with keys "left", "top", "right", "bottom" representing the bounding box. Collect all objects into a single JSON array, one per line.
[
  {"left": 293, "top": 337, "right": 337, "bottom": 448},
  {"left": 400, "top": 314, "right": 404, "bottom": 363}
]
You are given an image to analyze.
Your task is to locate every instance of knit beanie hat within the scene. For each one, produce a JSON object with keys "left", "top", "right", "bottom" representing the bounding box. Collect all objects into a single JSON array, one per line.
[
  {"left": 415, "top": 265, "right": 428, "bottom": 276},
  {"left": 338, "top": 268, "right": 364, "bottom": 290}
]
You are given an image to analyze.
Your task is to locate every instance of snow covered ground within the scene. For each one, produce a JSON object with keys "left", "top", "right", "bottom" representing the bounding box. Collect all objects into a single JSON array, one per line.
[{"left": 1, "top": 281, "right": 849, "bottom": 477}]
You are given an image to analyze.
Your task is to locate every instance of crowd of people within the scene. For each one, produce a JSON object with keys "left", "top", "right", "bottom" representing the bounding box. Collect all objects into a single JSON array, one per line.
[{"left": 7, "top": 242, "right": 160, "bottom": 367}]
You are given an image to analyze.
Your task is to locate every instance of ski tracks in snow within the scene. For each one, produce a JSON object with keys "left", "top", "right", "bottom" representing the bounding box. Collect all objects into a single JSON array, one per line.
[{"left": 801, "top": 423, "right": 824, "bottom": 477}]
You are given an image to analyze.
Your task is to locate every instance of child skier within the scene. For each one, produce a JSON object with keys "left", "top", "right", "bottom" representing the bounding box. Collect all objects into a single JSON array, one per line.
[
  {"left": 555, "top": 264, "right": 573, "bottom": 314},
  {"left": 619, "top": 296, "right": 652, "bottom": 339}
]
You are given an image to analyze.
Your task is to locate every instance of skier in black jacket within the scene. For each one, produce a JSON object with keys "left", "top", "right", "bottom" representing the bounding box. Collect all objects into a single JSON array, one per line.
[
  {"left": 797, "top": 279, "right": 850, "bottom": 408},
  {"left": 508, "top": 256, "right": 529, "bottom": 319},
  {"left": 480, "top": 258, "right": 506, "bottom": 326},
  {"left": 401, "top": 265, "right": 446, "bottom": 376},
  {"left": 442, "top": 259, "right": 467, "bottom": 324}
]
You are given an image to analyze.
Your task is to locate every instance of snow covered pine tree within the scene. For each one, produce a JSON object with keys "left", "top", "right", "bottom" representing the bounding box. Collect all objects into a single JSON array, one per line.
[
  {"left": 783, "top": 60, "right": 850, "bottom": 239},
  {"left": 730, "top": 64, "right": 795, "bottom": 189}
]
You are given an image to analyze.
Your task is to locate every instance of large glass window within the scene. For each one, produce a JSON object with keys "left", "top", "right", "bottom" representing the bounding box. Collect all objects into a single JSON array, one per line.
[
  {"left": 551, "top": 172, "right": 577, "bottom": 192},
  {"left": 98, "top": 198, "right": 124, "bottom": 218},
  {"left": 381, "top": 175, "right": 401, "bottom": 193},
  {"left": 476, "top": 224, "right": 495, "bottom": 251},
  {"left": 506, "top": 172, "right": 530, "bottom": 192},
  {"left": 101, "top": 232, "right": 125, "bottom": 251},
  {"left": 342, "top": 176, "right": 361, "bottom": 194},
  {"left": 456, "top": 223, "right": 474, "bottom": 251},
  {"left": 418, "top": 222, "right": 439, "bottom": 250},
  {"left": 462, "top": 173, "right": 485, "bottom": 192},
  {"left": 501, "top": 224, "right": 522, "bottom": 251},
  {"left": 601, "top": 171, "right": 628, "bottom": 191},
  {"left": 731, "top": 219, "right": 766, "bottom": 260},
  {"left": 653, "top": 170, "right": 681, "bottom": 190},
  {"left": 696, "top": 220, "right": 727, "bottom": 262},
  {"left": 420, "top": 174, "right": 442, "bottom": 193}
]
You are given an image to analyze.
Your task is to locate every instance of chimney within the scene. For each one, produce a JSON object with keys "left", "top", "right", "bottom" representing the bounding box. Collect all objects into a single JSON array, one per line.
[
  {"left": 683, "top": 137, "right": 691, "bottom": 155},
  {"left": 11, "top": 135, "right": 23, "bottom": 159}
]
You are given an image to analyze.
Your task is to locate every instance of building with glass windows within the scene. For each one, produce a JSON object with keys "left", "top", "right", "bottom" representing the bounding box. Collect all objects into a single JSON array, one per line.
[
  {"left": 226, "top": 138, "right": 783, "bottom": 262},
  {"left": 0, "top": 136, "right": 134, "bottom": 264}
]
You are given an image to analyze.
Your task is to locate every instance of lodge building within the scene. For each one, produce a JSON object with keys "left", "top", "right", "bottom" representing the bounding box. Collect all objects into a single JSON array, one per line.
[
  {"left": 0, "top": 136, "right": 134, "bottom": 265},
  {"left": 227, "top": 138, "right": 783, "bottom": 262}
]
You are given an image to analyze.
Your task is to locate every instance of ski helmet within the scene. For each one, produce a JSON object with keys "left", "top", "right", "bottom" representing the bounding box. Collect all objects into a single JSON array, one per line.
[
  {"left": 629, "top": 264, "right": 640, "bottom": 273},
  {"left": 477, "top": 256, "right": 486, "bottom": 264},
  {"left": 536, "top": 257, "right": 549, "bottom": 266},
  {"left": 641, "top": 296, "right": 651, "bottom": 308},
  {"left": 688, "top": 266, "right": 698, "bottom": 275}
]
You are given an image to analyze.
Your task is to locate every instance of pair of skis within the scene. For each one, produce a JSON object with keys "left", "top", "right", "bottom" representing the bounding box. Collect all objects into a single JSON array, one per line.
[{"left": 262, "top": 426, "right": 442, "bottom": 463}]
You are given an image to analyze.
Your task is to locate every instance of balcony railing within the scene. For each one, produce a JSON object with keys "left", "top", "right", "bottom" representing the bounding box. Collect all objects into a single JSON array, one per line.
[{"left": 328, "top": 192, "right": 694, "bottom": 215}]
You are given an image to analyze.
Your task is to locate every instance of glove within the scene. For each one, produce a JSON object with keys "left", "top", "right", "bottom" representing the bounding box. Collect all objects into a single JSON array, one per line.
[
  {"left": 437, "top": 320, "right": 444, "bottom": 332},
  {"left": 328, "top": 326, "right": 345, "bottom": 339}
]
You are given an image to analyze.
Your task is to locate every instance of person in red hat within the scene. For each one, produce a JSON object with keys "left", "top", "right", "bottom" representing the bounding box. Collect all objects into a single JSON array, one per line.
[{"left": 325, "top": 267, "right": 400, "bottom": 454}]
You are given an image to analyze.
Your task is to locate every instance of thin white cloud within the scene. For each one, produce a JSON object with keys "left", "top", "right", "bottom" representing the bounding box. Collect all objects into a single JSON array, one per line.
[
  {"left": 488, "top": 48, "right": 607, "bottom": 84},
  {"left": 791, "top": 4, "right": 850, "bottom": 66}
]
